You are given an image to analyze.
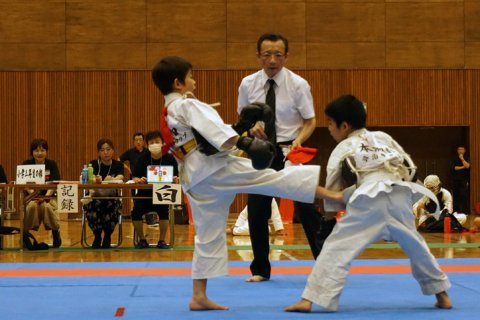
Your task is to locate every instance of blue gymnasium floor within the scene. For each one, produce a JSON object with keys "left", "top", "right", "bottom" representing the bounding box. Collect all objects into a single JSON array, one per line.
[{"left": 0, "top": 259, "right": 479, "bottom": 320}]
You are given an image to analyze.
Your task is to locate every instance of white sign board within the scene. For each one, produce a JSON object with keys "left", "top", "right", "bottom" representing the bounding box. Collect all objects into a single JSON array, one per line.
[
  {"left": 152, "top": 183, "right": 182, "bottom": 205},
  {"left": 57, "top": 184, "right": 79, "bottom": 213},
  {"left": 16, "top": 165, "right": 46, "bottom": 184}
]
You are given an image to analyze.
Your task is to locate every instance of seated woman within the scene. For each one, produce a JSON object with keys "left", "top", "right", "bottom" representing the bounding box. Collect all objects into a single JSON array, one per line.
[
  {"left": 22, "top": 139, "right": 62, "bottom": 248},
  {"left": 83, "top": 138, "right": 124, "bottom": 249}
]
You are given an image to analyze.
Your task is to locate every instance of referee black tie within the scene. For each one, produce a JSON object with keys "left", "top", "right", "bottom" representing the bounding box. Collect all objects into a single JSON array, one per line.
[{"left": 265, "top": 79, "right": 276, "bottom": 143}]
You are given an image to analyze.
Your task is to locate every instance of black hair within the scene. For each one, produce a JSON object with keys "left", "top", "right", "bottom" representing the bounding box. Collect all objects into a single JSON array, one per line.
[
  {"left": 145, "top": 130, "right": 163, "bottom": 144},
  {"left": 455, "top": 144, "right": 468, "bottom": 156},
  {"left": 257, "top": 33, "right": 289, "bottom": 54},
  {"left": 133, "top": 132, "right": 144, "bottom": 140},
  {"left": 324, "top": 94, "right": 367, "bottom": 129},
  {"left": 96, "top": 138, "right": 114, "bottom": 151},
  {"left": 30, "top": 138, "right": 48, "bottom": 156},
  {"left": 152, "top": 56, "right": 192, "bottom": 95}
]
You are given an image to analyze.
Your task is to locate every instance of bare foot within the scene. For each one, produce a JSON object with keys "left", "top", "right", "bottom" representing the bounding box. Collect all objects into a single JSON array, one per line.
[
  {"left": 285, "top": 299, "right": 312, "bottom": 312},
  {"left": 435, "top": 291, "right": 453, "bottom": 309},
  {"left": 189, "top": 297, "right": 229, "bottom": 311},
  {"left": 245, "top": 275, "right": 268, "bottom": 282}
]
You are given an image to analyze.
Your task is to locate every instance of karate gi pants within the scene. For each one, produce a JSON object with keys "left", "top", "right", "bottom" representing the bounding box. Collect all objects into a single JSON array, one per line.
[
  {"left": 302, "top": 185, "right": 451, "bottom": 311},
  {"left": 186, "top": 156, "right": 319, "bottom": 279}
]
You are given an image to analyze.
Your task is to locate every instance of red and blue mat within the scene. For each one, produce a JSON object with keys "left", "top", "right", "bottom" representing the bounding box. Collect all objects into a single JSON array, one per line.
[{"left": 1, "top": 258, "right": 479, "bottom": 319}]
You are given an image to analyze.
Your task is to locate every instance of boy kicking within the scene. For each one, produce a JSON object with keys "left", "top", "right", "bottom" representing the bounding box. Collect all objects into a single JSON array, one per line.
[
  {"left": 285, "top": 94, "right": 452, "bottom": 313},
  {"left": 151, "top": 56, "right": 342, "bottom": 311}
]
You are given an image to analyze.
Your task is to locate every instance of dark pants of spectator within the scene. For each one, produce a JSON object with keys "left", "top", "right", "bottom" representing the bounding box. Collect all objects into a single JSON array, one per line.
[{"left": 452, "top": 180, "right": 469, "bottom": 213}]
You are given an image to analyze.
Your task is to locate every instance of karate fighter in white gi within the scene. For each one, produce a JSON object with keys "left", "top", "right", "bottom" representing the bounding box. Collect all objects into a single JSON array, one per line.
[
  {"left": 286, "top": 94, "right": 452, "bottom": 313},
  {"left": 414, "top": 174, "right": 467, "bottom": 228},
  {"left": 151, "top": 56, "right": 343, "bottom": 311}
]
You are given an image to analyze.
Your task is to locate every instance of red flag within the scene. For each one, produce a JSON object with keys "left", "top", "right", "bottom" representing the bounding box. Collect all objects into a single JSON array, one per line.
[{"left": 286, "top": 146, "right": 318, "bottom": 164}]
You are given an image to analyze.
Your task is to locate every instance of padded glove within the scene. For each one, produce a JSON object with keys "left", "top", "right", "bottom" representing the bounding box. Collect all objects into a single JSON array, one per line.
[
  {"left": 232, "top": 102, "right": 273, "bottom": 135},
  {"left": 236, "top": 136, "right": 276, "bottom": 170}
]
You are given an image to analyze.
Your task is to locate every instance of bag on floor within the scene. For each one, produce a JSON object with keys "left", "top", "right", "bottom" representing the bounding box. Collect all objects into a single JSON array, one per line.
[
  {"left": 0, "top": 226, "right": 20, "bottom": 235},
  {"left": 23, "top": 231, "right": 49, "bottom": 250},
  {"left": 419, "top": 210, "right": 467, "bottom": 233}
]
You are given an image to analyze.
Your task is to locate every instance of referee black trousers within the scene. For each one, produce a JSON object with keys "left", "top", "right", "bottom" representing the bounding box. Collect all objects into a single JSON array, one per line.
[{"left": 247, "top": 144, "right": 321, "bottom": 279}]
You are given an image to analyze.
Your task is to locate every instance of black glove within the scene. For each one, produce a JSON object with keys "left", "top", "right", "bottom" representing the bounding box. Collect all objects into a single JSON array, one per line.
[
  {"left": 236, "top": 136, "right": 276, "bottom": 170},
  {"left": 232, "top": 102, "right": 273, "bottom": 135}
]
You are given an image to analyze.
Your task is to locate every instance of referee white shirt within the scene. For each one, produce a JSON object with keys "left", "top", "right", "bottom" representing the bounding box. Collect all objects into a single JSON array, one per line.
[{"left": 237, "top": 67, "right": 315, "bottom": 144}]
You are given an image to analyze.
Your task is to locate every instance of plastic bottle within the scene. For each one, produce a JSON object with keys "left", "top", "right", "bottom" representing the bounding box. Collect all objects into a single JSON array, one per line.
[
  {"left": 87, "top": 163, "right": 94, "bottom": 184},
  {"left": 81, "top": 165, "right": 88, "bottom": 184}
]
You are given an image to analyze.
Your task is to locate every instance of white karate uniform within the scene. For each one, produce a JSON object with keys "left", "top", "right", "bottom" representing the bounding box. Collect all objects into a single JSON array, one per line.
[
  {"left": 232, "top": 234, "right": 284, "bottom": 261},
  {"left": 232, "top": 199, "right": 284, "bottom": 236},
  {"left": 165, "top": 93, "right": 319, "bottom": 279},
  {"left": 413, "top": 187, "right": 467, "bottom": 226},
  {"left": 302, "top": 128, "right": 451, "bottom": 311}
]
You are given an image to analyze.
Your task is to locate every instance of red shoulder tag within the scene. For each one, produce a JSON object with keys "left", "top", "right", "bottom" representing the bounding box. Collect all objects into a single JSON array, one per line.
[{"left": 160, "top": 106, "right": 174, "bottom": 155}]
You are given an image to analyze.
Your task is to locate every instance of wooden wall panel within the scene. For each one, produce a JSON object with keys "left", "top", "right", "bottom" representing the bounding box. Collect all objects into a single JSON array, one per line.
[
  {"left": 67, "top": 44, "right": 147, "bottom": 70},
  {"left": 465, "top": 1, "right": 480, "bottom": 42},
  {"left": 66, "top": 0, "right": 146, "bottom": 43},
  {"left": 0, "top": 1, "right": 479, "bottom": 69},
  {"left": 1, "top": 69, "right": 477, "bottom": 212},
  {"left": 306, "top": 3, "right": 385, "bottom": 42},
  {"left": 386, "top": 42, "right": 465, "bottom": 68},
  {"left": 226, "top": 43, "right": 261, "bottom": 70},
  {"left": 147, "top": 3, "right": 226, "bottom": 42},
  {"left": 0, "top": 0, "right": 65, "bottom": 43},
  {"left": 0, "top": 44, "right": 66, "bottom": 71},
  {"left": 386, "top": 3, "right": 464, "bottom": 42},
  {"left": 147, "top": 43, "right": 226, "bottom": 70},
  {"left": 466, "top": 70, "right": 480, "bottom": 211},
  {"left": 308, "top": 0, "right": 384, "bottom": 2},
  {"left": 466, "top": 43, "right": 480, "bottom": 68},
  {"left": 385, "top": 1, "right": 464, "bottom": 2},
  {"left": 307, "top": 43, "right": 385, "bottom": 68},
  {"left": 226, "top": 2, "right": 306, "bottom": 42}
]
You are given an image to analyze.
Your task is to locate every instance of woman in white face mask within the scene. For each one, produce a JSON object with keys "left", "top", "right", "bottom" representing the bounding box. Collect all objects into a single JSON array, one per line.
[
  {"left": 148, "top": 141, "right": 163, "bottom": 156},
  {"left": 131, "top": 130, "right": 179, "bottom": 249}
]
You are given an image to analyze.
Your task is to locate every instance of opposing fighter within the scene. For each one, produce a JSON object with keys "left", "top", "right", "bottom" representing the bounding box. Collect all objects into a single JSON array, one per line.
[{"left": 286, "top": 94, "right": 452, "bottom": 313}]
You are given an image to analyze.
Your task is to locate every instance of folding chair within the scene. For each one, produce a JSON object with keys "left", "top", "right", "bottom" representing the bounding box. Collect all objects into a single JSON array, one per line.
[
  {"left": 2, "top": 185, "right": 16, "bottom": 219},
  {"left": 0, "top": 186, "right": 20, "bottom": 249}
]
